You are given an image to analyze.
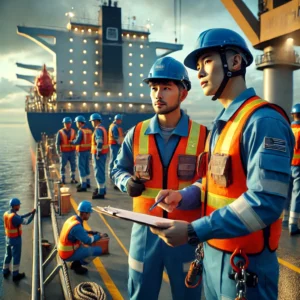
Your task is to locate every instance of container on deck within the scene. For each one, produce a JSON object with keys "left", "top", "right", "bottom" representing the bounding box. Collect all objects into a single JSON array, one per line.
[{"left": 60, "top": 193, "right": 71, "bottom": 214}]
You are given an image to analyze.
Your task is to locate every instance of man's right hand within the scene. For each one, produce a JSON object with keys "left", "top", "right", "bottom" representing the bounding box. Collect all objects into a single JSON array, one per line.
[
  {"left": 31, "top": 208, "right": 36, "bottom": 215},
  {"left": 126, "top": 176, "right": 145, "bottom": 197},
  {"left": 155, "top": 190, "right": 182, "bottom": 212}
]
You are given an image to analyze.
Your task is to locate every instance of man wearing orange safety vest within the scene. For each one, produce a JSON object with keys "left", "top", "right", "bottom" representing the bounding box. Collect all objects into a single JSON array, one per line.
[
  {"left": 71, "top": 116, "right": 92, "bottom": 192},
  {"left": 58, "top": 201, "right": 107, "bottom": 274},
  {"left": 112, "top": 57, "right": 207, "bottom": 300},
  {"left": 2, "top": 198, "right": 36, "bottom": 281},
  {"left": 108, "top": 114, "right": 124, "bottom": 183},
  {"left": 287, "top": 103, "right": 300, "bottom": 235},
  {"left": 55, "top": 117, "right": 77, "bottom": 184},
  {"left": 89, "top": 113, "right": 109, "bottom": 199},
  {"left": 150, "top": 29, "right": 294, "bottom": 300}
]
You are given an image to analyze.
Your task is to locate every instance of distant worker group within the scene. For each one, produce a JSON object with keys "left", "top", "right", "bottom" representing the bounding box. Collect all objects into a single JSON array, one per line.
[{"left": 55, "top": 112, "right": 124, "bottom": 199}]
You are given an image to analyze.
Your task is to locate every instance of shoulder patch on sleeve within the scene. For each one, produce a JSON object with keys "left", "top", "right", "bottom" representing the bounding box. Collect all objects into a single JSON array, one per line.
[{"left": 263, "top": 137, "right": 286, "bottom": 152}]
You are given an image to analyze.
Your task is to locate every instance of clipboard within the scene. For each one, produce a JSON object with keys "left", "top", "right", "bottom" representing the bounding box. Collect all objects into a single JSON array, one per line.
[{"left": 93, "top": 206, "right": 173, "bottom": 229}]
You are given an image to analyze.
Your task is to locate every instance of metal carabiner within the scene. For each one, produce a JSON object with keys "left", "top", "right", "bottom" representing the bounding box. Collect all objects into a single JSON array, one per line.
[{"left": 230, "top": 248, "right": 249, "bottom": 273}]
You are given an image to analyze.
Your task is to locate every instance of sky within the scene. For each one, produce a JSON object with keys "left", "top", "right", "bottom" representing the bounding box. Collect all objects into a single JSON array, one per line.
[{"left": 0, "top": 0, "right": 300, "bottom": 125}]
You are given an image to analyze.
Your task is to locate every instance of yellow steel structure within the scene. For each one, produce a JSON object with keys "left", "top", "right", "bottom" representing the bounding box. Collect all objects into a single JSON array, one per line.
[{"left": 221, "top": 0, "right": 300, "bottom": 49}]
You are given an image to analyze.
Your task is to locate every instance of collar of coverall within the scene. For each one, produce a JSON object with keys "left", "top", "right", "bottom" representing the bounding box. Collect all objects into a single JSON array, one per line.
[
  {"left": 144, "top": 109, "right": 189, "bottom": 137},
  {"left": 213, "top": 87, "right": 256, "bottom": 124}
]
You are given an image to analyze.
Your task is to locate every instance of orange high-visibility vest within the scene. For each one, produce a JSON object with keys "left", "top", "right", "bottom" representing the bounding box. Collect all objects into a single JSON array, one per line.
[
  {"left": 58, "top": 216, "right": 81, "bottom": 260},
  {"left": 291, "top": 124, "right": 300, "bottom": 166},
  {"left": 3, "top": 212, "right": 22, "bottom": 238},
  {"left": 76, "top": 128, "right": 92, "bottom": 152},
  {"left": 91, "top": 125, "right": 109, "bottom": 154},
  {"left": 133, "top": 118, "right": 207, "bottom": 222},
  {"left": 108, "top": 123, "right": 124, "bottom": 145},
  {"left": 59, "top": 128, "right": 76, "bottom": 152},
  {"left": 202, "top": 96, "right": 285, "bottom": 254}
]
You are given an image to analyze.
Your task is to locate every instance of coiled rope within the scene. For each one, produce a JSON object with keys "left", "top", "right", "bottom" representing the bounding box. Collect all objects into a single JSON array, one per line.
[{"left": 73, "top": 282, "right": 106, "bottom": 300}]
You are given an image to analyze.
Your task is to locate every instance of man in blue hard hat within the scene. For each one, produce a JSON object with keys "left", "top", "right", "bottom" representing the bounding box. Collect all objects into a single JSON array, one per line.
[
  {"left": 55, "top": 117, "right": 78, "bottom": 184},
  {"left": 108, "top": 114, "right": 124, "bottom": 185},
  {"left": 2, "top": 198, "right": 36, "bottom": 281},
  {"left": 150, "top": 28, "right": 294, "bottom": 300},
  {"left": 58, "top": 200, "right": 108, "bottom": 274},
  {"left": 112, "top": 56, "right": 207, "bottom": 300},
  {"left": 287, "top": 103, "right": 300, "bottom": 235},
  {"left": 71, "top": 116, "right": 92, "bottom": 192},
  {"left": 89, "top": 113, "right": 109, "bottom": 199}
]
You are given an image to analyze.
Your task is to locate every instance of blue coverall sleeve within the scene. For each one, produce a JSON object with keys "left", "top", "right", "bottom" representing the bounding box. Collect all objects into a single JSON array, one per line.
[
  {"left": 20, "top": 212, "right": 32, "bottom": 218},
  {"left": 71, "top": 130, "right": 83, "bottom": 145},
  {"left": 178, "top": 181, "right": 202, "bottom": 210},
  {"left": 95, "top": 128, "right": 103, "bottom": 152},
  {"left": 111, "top": 126, "right": 135, "bottom": 192},
  {"left": 12, "top": 213, "right": 34, "bottom": 226},
  {"left": 192, "top": 115, "right": 294, "bottom": 242},
  {"left": 56, "top": 132, "right": 61, "bottom": 154},
  {"left": 70, "top": 224, "right": 95, "bottom": 245}
]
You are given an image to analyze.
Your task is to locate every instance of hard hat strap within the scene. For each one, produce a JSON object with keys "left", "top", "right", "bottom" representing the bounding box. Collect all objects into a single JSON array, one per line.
[{"left": 212, "top": 48, "right": 246, "bottom": 101}]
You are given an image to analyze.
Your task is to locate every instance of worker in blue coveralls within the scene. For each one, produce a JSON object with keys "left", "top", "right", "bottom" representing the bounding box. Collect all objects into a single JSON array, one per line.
[
  {"left": 150, "top": 28, "right": 294, "bottom": 300},
  {"left": 112, "top": 57, "right": 207, "bottom": 300},
  {"left": 288, "top": 103, "right": 300, "bottom": 235},
  {"left": 71, "top": 116, "right": 92, "bottom": 192},
  {"left": 89, "top": 113, "right": 109, "bottom": 199},
  {"left": 58, "top": 201, "right": 107, "bottom": 274},
  {"left": 56, "top": 117, "right": 78, "bottom": 184},
  {"left": 2, "top": 198, "right": 36, "bottom": 281},
  {"left": 108, "top": 114, "right": 124, "bottom": 186}
]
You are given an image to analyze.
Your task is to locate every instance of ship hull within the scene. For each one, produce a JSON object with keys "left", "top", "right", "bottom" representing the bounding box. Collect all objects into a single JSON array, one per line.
[{"left": 27, "top": 111, "right": 154, "bottom": 142}]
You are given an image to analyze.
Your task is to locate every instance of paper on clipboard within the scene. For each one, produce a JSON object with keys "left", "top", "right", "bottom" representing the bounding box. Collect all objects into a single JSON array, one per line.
[{"left": 93, "top": 206, "right": 173, "bottom": 228}]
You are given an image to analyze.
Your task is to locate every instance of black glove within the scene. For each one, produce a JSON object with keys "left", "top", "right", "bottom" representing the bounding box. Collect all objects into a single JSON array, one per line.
[{"left": 126, "top": 176, "right": 145, "bottom": 197}]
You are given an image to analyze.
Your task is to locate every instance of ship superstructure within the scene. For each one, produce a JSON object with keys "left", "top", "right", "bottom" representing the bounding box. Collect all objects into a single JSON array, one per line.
[{"left": 16, "top": 1, "right": 183, "bottom": 141}]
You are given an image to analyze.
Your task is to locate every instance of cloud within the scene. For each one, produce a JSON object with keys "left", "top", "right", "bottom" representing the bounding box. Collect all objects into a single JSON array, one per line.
[
  {"left": 0, "top": 90, "right": 26, "bottom": 110},
  {"left": 0, "top": 78, "right": 21, "bottom": 99}
]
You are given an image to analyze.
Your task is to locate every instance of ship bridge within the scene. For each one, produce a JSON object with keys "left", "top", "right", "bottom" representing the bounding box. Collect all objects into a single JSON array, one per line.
[{"left": 16, "top": 2, "right": 182, "bottom": 114}]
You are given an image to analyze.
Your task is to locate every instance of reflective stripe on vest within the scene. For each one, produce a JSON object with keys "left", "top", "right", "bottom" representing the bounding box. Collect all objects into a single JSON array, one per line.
[
  {"left": 59, "top": 128, "right": 76, "bottom": 152},
  {"left": 58, "top": 216, "right": 81, "bottom": 260},
  {"left": 108, "top": 123, "right": 124, "bottom": 145},
  {"left": 3, "top": 212, "right": 22, "bottom": 238},
  {"left": 291, "top": 124, "right": 300, "bottom": 166},
  {"left": 91, "top": 125, "right": 109, "bottom": 154},
  {"left": 76, "top": 128, "right": 92, "bottom": 152},
  {"left": 133, "top": 118, "right": 207, "bottom": 222},
  {"left": 202, "top": 96, "right": 282, "bottom": 254}
]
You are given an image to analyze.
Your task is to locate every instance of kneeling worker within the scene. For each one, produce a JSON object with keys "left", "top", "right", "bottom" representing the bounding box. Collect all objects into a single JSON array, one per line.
[
  {"left": 2, "top": 198, "right": 36, "bottom": 281},
  {"left": 58, "top": 201, "right": 106, "bottom": 274}
]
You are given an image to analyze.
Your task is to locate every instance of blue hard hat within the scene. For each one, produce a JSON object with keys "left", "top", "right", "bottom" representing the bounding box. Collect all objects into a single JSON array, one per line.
[
  {"left": 114, "top": 114, "right": 122, "bottom": 121},
  {"left": 77, "top": 201, "right": 93, "bottom": 213},
  {"left": 75, "top": 115, "right": 86, "bottom": 123},
  {"left": 62, "top": 117, "right": 72, "bottom": 124},
  {"left": 291, "top": 103, "right": 300, "bottom": 114},
  {"left": 184, "top": 28, "right": 253, "bottom": 70},
  {"left": 143, "top": 57, "right": 191, "bottom": 91},
  {"left": 10, "top": 198, "right": 21, "bottom": 207},
  {"left": 89, "top": 113, "right": 102, "bottom": 121}
]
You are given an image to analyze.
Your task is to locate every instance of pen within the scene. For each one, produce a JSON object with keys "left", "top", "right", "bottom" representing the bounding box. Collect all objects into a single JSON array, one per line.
[{"left": 149, "top": 195, "right": 166, "bottom": 211}]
